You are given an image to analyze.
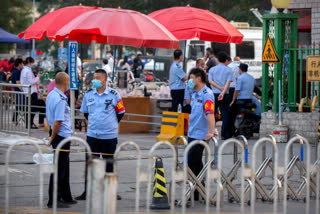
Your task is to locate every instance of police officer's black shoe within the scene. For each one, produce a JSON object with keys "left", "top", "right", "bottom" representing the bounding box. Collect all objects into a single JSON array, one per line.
[
  {"left": 117, "top": 195, "right": 122, "bottom": 200},
  {"left": 59, "top": 199, "right": 77, "bottom": 204},
  {"left": 47, "top": 201, "right": 70, "bottom": 208},
  {"left": 75, "top": 192, "right": 86, "bottom": 200}
]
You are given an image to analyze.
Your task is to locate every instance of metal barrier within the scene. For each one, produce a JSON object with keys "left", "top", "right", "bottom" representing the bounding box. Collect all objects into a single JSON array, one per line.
[
  {"left": 4, "top": 139, "right": 44, "bottom": 214},
  {"left": 181, "top": 140, "right": 212, "bottom": 214},
  {"left": 215, "top": 138, "right": 246, "bottom": 214},
  {"left": 114, "top": 141, "right": 142, "bottom": 212},
  {"left": 211, "top": 136, "right": 248, "bottom": 205},
  {"left": 250, "top": 137, "right": 279, "bottom": 214},
  {"left": 283, "top": 135, "right": 311, "bottom": 214},
  {"left": 145, "top": 141, "right": 177, "bottom": 214},
  {"left": 0, "top": 83, "right": 31, "bottom": 136},
  {"left": 121, "top": 113, "right": 162, "bottom": 126},
  {"left": 53, "top": 137, "right": 92, "bottom": 214}
]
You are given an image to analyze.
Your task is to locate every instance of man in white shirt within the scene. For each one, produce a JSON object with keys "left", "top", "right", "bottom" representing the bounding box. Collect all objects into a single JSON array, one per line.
[
  {"left": 228, "top": 56, "right": 241, "bottom": 102},
  {"left": 20, "top": 57, "right": 45, "bottom": 129},
  {"left": 106, "top": 51, "right": 114, "bottom": 71},
  {"left": 102, "top": 59, "right": 112, "bottom": 76}
]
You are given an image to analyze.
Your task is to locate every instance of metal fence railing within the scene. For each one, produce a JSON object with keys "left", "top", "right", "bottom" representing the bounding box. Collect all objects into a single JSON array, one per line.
[
  {"left": 263, "top": 42, "right": 320, "bottom": 112},
  {"left": 0, "top": 83, "right": 31, "bottom": 136}
]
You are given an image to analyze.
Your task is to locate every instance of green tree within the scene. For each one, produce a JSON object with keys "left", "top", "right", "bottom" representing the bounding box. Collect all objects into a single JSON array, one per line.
[{"left": 0, "top": 0, "right": 32, "bottom": 53}]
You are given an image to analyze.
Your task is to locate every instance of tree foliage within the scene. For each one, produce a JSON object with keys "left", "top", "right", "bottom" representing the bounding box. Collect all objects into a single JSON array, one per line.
[{"left": 0, "top": 0, "right": 32, "bottom": 52}]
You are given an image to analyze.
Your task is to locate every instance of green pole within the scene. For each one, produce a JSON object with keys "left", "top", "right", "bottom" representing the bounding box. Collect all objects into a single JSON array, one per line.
[
  {"left": 289, "top": 18, "right": 298, "bottom": 112},
  {"left": 262, "top": 18, "right": 269, "bottom": 112}
]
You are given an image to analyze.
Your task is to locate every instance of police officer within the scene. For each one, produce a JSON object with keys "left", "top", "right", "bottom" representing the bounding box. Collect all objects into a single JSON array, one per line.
[
  {"left": 229, "top": 63, "right": 255, "bottom": 134},
  {"left": 76, "top": 69, "right": 125, "bottom": 200},
  {"left": 187, "top": 68, "right": 216, "bottom": 200},
  {"left": 169, "top": 49, "right": 187, "bottom": 112},
  {"left": 208, "top": 52, "right": 233, "bottom": 139},
  {"left": 46, "top": 72, "right": 76, "bottom": 208},
  {"left": 230, "top": 63, "right": 255, "bottom": 107}
]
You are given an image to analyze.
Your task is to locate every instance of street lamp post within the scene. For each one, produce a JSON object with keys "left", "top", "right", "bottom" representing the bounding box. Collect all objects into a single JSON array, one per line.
[{"left": 32, "top": 0, "right": 35, "bottom": 51}]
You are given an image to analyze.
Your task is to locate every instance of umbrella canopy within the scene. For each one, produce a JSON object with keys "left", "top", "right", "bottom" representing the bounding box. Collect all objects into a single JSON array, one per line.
[
  {"left": 148, "top": 6, "right": 243, "bottom": 44},
  {"left": 18, "top": 6, "right": 99, "bottom": 40},
  {"left": 54, "top": 8, "right": 179, "bottom": 49},
  {"left": 0, "top": 28, "right": 29, "bottom": 43}
]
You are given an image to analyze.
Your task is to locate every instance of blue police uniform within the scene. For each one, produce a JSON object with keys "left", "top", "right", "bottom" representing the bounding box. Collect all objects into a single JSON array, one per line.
[
  {"left": 80, "top": 87, "right": 125, "bottom": 140},
  {"left": 169, "top": 61, "right": 186, "bottom": 112},
  {"left": 187, "top": 85, "right": 215, "bottom": 200},
  {"left": 80, "top": 87, "right": 125, "bottom": 173},
  {"left": 235, "top": 72, "right": 255, "bottom": 100},
  {"left": 188, "top": 85, "right": 215, "bottom": 140},
  {"left": 46, "top": 87, "right": 72, "bottom": 138},
  {"left": 45, "top": 87, "right": 73, "bottom": 206},
  {"left": 208, "top": 63, "right": 233, "bottom": 139}
]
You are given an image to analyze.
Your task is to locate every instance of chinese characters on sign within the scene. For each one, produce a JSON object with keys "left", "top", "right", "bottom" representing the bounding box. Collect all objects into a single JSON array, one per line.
[
  {"left": 306, "top": 56, "right": 320, "bottom": 82},
  {"left": 67, "top": 41, "right": 78, "bottom": 89}
]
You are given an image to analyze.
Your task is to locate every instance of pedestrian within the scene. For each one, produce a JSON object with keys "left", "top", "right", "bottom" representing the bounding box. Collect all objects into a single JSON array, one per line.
[
  {"left": 169, "top": 49, "right": 187, "bottom": 112},
  {"left": 40, "top": 57, "right": 51, "bottom": 72},
  {"left": 76, "top": 69, "right": 125, "bottom": 200},
  {"left": 208, "top": 52, "right": 233, "bottom": 139},
  {"left": 106, "top": 51, "right": 114, "bottom": 71},
  {"left": 20, "top": 57, "right": 45, "bottom": 129},
  {"left": 46, "top": 72, "right": 76, "bottom": 208},
  {"left": 182, "top": 73, "right": 193, "bottom": 114},
  {"left": 119, "top": 56, "right": 131, "bottom": 71},
  {"left": 11, "top": 58, "right": 24, "bottom": 123},
  {"left": 102, "top": 58, "right": 112, "bottom": 76},
  {"left": 188, "top": 58, "right": 204, "bottom": 74},
  {"left": 204, "top": 48, "right": 217, "bottom": 72},
  {"left": 47, "top": 70, "right": 63, "bottom": 95},
  {"left": 187, "top": 68, "right": 215, "bottom": 200},
  {"left": 132, "top": 55, "right": 144, "bottom": 78},
  {"left": 228, "top": 56, "right": 241, "bottom": 104}
]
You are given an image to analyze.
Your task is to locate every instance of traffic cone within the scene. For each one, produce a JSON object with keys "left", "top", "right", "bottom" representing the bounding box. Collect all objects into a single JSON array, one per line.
[{"left": 150, "top": 157, "right": 170, "bottom": 210}]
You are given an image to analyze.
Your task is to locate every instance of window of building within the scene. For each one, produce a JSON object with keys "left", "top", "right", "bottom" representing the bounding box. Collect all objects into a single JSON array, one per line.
[{"left": 236, "top": 41, "right": 255, "bottom": 59}]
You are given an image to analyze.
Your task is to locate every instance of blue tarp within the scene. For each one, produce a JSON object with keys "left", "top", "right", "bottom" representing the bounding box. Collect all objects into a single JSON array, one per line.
[{"left": 0, "top": 28, "right": 29, "bottom": 43}]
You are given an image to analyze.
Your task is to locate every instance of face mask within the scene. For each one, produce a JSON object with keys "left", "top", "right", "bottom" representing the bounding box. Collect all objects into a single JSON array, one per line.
[
  {"left": 106, "top": 55, "right": 110, "bottom": 59},
  {"left": 199, "top": 66, "right": 204, "bottom": 70},
  {"left": 131, "top": 57, "right": 135, "bottom": 60},
  {"left": 188, "top": 79, "right": 195, "bottom": 89},
  {"left": 92, "top": 79, "right": 102, "bottom": 88}
]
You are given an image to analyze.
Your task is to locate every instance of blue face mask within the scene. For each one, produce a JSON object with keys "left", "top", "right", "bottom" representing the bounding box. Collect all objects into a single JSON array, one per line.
[
  {"left": 188, "top": 79, "right": 195, "bottom": 89},
  {"left": 106, "top": 55, "right": 110, "bottom": 59},
  {"left": 199, "top": 66, "right": 204, "bottom": 70},
  {"left": 131, "top": 57, "right": 135, "bottom": 60},
  {"left": 92, "top": 79, "right": 102, "bottom": 88}
]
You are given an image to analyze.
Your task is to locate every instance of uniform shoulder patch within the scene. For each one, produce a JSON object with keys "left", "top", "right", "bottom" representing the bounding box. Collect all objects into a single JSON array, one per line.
[
  {"left": 87, "top": 89, "right": 93, "bottom": 92},
  {"left": 110, "top": 89, "right": 118, "bottom": 95},
  {"left": 59, "top": 94, "right": 65, "bottom": 100},
  {"left": 203, "top": 89, "right": 207, "bottom": 94}
]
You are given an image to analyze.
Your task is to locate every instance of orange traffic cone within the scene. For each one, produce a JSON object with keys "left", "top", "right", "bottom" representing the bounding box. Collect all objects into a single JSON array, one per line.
[{"left": 150, "top": 157, "right": 170, "bottom": 210}]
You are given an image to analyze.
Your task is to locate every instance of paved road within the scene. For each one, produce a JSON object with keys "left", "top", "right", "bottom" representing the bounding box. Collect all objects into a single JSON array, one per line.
[{"left": 0, "top": 130, "right": 319, "bottom": 214}]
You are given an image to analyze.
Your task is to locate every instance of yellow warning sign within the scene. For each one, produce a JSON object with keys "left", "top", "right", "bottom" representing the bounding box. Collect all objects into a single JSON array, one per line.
[{"left": 262, "top": 34, "right": 281, "bottom": 63}]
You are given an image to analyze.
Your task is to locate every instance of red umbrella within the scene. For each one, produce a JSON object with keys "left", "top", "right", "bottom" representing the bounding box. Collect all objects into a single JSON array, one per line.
[
  {"left": 18, "top": 6, "right": 99, "bottom": 40},
  {"left": 54, "top": 8, "right": 179, "bottom": 49},
  {"left": 148, "top": 6, "right": 243, "bottom": 44}
]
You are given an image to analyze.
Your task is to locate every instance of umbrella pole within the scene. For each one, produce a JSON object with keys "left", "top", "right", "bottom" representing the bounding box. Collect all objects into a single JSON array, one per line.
[
  {"left": 112, "top": 45, "right": 117, "bottom": 82},
  {"left": 183, "top": 40, "right": 187, "bottom": 72}
]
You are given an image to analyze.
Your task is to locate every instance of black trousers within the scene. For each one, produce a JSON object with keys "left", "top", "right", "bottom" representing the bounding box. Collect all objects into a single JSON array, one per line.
[
  {"left": 214, "top": 93, "right": 231, "bottom": 139},
  {"left": 228, "top": 88, "right": 235, "bottom": 105},
  {"left": 187, "top": 137, "right": 207, "bottom": 200},
  {"left": 48, "top": 135, "right": 72, "bottom": 205},
  {"left": 170, "top": 89, "right": 185, "bottom": 112},
  {"left": 26, "top": 93, "right": 45, "bottom": 127},
  {"left": 229, "top": 99, "right": 253, "bottom": 136},
  {"left": 86, "top": 136, "right": 118, "bottom": 173}
]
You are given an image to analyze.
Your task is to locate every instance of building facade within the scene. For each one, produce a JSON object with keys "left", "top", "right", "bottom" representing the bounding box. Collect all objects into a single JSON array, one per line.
[{"left": 288, "top": 0, "right": 320, "bottom": 44}]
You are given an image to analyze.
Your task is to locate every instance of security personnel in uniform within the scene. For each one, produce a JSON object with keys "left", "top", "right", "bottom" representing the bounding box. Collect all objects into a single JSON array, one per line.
[
  {"left": 46, "top": 72, "right": 76, "bottom": 208},
  {"left": 76, "top": 69, "right": 125, "bottom": 200},
  {"left": 230, "top": 63, "right": 255, "bottom": 134},
  {"left": 169, "top": 49, "right": 187, "bottom": 112},
  {"left": 208, "top": 52, "right": 233, "bottom": 139},
  {"left": 187, "top": 68, "right": 216, "bottom": 200}
]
